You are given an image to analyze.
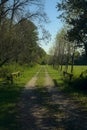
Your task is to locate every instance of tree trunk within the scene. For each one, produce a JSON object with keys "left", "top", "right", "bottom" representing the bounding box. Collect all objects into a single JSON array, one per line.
[
  {"left": 71, "top": 53, "right": 74, "bottom": 73},
  {"left": 84, "top": 43, "right": 87, "bottom": 56},
  {"left": 71, "top": 46, "right": 75, "bottom": 73}
]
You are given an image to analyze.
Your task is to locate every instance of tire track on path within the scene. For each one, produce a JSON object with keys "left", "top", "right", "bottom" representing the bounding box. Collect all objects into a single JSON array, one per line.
[
  {"left": 44, "top": 67, "right": 87, "bottom": 130},
  {"left": 17, "top": 67, "right": 42, "bottom": 130},
  {"left": 16, "top": 66, "right": 87, "bottom": 130}
]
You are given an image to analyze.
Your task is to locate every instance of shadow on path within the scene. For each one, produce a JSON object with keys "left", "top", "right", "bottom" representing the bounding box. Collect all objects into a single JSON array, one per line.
[{"left": 17, "top": 84, "right": 87, "bottom": 130}]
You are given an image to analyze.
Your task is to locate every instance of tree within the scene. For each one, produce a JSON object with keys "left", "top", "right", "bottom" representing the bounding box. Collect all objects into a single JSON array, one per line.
[
  {"left": 53, "top": 28, "right": 68, "bottom": 70},
  {"left": 0, "top": 0, "right": 9, "bottom": 24},
  {"left": 51, "top": 27, "right": 76, "bottom": 73},
  {"left": 56, "top": 0, "right": 87, "bottom": 56},
  {"left": 0, "top": 0, "right": 49, "bottom": 66},
  {"left": 36, "top": 46, "right": 47, "bottom": 65},
  {"left": 0, "top": 19, "right": 15, "bottom": 66},
  {"left": 13, "top": 18, "right": 39, "bottom": 64}
]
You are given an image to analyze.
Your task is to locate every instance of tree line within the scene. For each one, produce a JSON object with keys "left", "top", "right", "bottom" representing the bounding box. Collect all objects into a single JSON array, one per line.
[
  {"left": 0, "top": 0, "right": 47, "bottom": 67},
  {"left": 49, "top": 0, "right": 87, "bottom": 73}
]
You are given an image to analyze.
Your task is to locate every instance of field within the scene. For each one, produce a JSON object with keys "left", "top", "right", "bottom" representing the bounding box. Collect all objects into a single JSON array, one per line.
[
  {"left": 47, "top": 65, "right": 87, "bottom": 107},
  {"left": 62, "top": 65, "right": 87, "bottom": 77},
  {"left": 0, "top": 64, "right": 87, "bottom": 129}
]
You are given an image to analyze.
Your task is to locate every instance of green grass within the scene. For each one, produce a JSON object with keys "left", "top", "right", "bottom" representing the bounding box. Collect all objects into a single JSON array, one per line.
[
  {"left": 0, "top": 64, "right": 40, "bottom": 130},
  {"left": 0, "top": 64, "right": 87, "bottom": 129},
  {"left": 0, "top": 83, "right": 22, "bottom": 130},
  {"left": 16, "top": 64, "right": 40, "bottom": 85},
  {"left": 47, "top": 65, "right": 87, "bottom": 107},
  {"left": 46, "top": 65, "right": 64, "bottom": 86},
  {"left": 62, "top": 65, "right": 87, "bottom": 77}
]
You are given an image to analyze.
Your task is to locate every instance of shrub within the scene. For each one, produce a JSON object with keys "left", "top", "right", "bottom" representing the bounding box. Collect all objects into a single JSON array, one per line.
[{"left": 0, "top": 66, "right": 12, "bottom": 78}]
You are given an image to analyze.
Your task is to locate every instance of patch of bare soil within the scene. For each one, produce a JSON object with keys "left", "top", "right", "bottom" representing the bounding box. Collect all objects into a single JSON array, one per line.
[{"left": 16, "top": 67, "right": 87, "bottom": 130}]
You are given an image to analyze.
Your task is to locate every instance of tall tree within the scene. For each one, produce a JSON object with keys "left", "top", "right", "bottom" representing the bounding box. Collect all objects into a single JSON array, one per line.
[
  {"left": 0, "top": 0, "right": 9, "bottom": 24},
  {"left": 53, "top": 28, "right": 68, "bottom": 70},
  {"left": 0, "top": 0, "right": 49, "bottom": 66},
  {"left": 52, "top": 27, "right": 75, "bottom": 73},
  {"left": 13, "top": 18, "right": 39, "bottom": 64},
  {"left": 56, "top": 0, "right": 87, "bottom": 55}
]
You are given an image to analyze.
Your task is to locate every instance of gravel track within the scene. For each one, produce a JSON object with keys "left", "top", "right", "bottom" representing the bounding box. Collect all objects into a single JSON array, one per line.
[{"left": 17, "top": 66, "right": 87, "bottom": 130}]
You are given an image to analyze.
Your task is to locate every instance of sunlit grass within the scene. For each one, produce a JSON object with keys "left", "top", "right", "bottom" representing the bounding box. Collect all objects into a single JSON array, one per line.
[
  {"left": 0, "top": 64, "right": 40, "bottom": 130},
  {"left": 62, "top": 65, "right": 87, "bottom": 77},
  {"left": 16, "top": 64, "right": 40, "bottom": 85},
  {"left": 47, "top": 65, "right": 87, "bottom": 107},
  {"left": 46, "top": 65, "right": 63, "bottom": 85},
  {"left": 0, "top": 64, "right": 87, "bottom": 129}
]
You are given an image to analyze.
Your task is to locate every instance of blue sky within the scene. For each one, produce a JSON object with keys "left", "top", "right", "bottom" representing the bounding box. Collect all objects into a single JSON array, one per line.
[{"left": 40, "top": 0, "right": 63, "bottom": 53}]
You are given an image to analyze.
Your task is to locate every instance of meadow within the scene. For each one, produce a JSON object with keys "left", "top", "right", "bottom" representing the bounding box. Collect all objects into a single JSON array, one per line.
[
  {"left": 47, "top": 65, "right": 87, "bottom": 107},
  {"left": 62, "top": 65, "right": 87, "bottom": 77}
]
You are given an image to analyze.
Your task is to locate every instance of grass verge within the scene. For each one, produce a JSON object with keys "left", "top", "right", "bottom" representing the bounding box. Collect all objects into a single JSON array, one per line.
[
  {"left": 47, "top": 65, "right": 87, "bottom": 107},
  {"left": 0, "top": 64, "right": 40, "bottom": 130}
]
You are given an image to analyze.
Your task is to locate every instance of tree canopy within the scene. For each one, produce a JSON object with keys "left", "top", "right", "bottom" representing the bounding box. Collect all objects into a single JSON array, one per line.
[
  {"left": 0, "top": 0, "right": 48, "bottom": 66},
  {"left": 56, "top": 0, "right": 87, "bottom": 55}
]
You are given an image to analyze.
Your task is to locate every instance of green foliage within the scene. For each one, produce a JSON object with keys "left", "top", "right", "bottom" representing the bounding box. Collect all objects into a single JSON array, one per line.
[
  {"left": 12, "top": 19, "right": 39, "bottom": 65},
  {"left": 47, "top": 65, "right": 63, "bottom": 85},
  {"left": 18, "top": 64, "right": 40, "bottom": 85},
  {"left": 36, "top": 46, "right": 47, "bottom": 65},
  {"left": 0, "top": 18, "right": 47, "bottom": 66},
  {"left": 50, "top": 28, "right": 75, "bottom": 73},
  {"left": 0, "top": 83, "right": 23, "bottom": 130},
  {"left": 56, "top": 0, "right": 87, "bottom": 55},
  {"left": 0, "top": 67, "right": 11, "bottom": 78},
  {"left": 0, "top": 63, "right": 22, "bottom": 79},
  {"left": 0, "top": 0, "right": 49, "bottom": 67}
]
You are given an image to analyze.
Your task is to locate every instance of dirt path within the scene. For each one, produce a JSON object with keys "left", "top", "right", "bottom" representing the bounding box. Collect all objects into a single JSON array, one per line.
[
  {"left": 17, "top": 66, "right": 87, "bottom": 130},
  {"left": 44, "top": 68, "right": 87, "bottom": 130}
]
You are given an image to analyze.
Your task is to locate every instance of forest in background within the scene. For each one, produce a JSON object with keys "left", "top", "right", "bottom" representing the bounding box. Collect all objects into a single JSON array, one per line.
[
  {"left": 48, "top": 0, "right": 87, "bottom": 73},
  {"left": 0, "top": 0, "right": 49, "bottom": 68},
  {"left": 0, "top": 1, "right": 87, "bottom": 129}
]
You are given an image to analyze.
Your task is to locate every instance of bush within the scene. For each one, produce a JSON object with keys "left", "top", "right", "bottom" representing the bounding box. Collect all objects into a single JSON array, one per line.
[{"left": 0, "top": 66, "right": 12, "bottom": 78}]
